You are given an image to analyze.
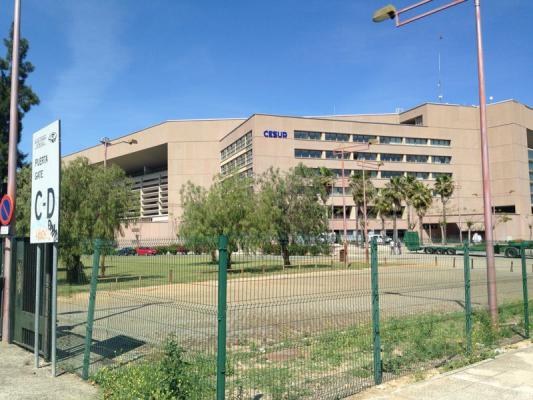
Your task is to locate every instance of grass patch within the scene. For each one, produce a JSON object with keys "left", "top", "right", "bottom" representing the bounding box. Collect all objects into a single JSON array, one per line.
[{"left": 58, "top": 254, "right": 371, "bottom": 296}]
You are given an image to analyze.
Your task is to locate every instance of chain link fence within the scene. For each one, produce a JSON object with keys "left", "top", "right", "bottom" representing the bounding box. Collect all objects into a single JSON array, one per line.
[{"left": 54, "top": 236, "right": 532, "bottom": 399}]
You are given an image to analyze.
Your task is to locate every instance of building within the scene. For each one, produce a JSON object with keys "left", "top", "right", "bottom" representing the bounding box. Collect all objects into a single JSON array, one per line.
[{"left": 64, "top": 99, "right": 533, "bottom": 242}]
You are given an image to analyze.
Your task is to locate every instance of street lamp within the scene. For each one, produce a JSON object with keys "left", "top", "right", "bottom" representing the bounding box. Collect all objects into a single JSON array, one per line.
[
  {"left": 373, "top": 0, "right": 498, "bottom": 325},
  {"left": 100, "top": 137, "right": 138, "bottom": 168},
  {"left": 333, "top": 139, "right": 378, "bottom": 264}
]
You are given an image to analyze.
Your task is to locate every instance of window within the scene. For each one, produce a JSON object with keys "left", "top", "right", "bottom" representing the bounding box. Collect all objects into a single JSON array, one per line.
[
  {"left": 294, "top": 130, "right": 321, "bottom": 140},
  {"left": 325, "top": 132, "right": 350, "bottom": 142},
  {"left": 221, "top": 149, "right": 253, "bottom": 175},
  {"left": 401, "top": 115, "right": 423, "bottom": 126},
  {"left": 405, "top": 137, "right": 428, "bottom": 145},
  {"left": 356, "top": 152, "right": 377, "bottom": 161},
  {"left": 380, "top": 136, "right": 402, "bottom": 145},
  {"left": 221, "top": 131, "right": 252, "bottom": 161},
  {"left": 406, "top": 171, "right": 430, "bottom": 180},
  {"left": 406, "top": 154, "right": 429, "bottom": 163},
  {"left": 432, "top": 155, "right": 451, "bottom": 164},
  {"left": 295, "top": 149, "right": 322, "bottom": 159},
  {"left": 381, "top": 171, "right": 404, "bottom": 179},
  {"left": 493, "top": 205, "right": 516, "bottom": 214},
  {"left": 528, "top": 149, "right": 533, "bottom": 160},
  {"left": 325, "top": 150, "right": 350, "bottom": 159},
  {"left": 433, "top": 172, "right": 452, "bottom": 179},
  {"left": 353, "top": 170, "right": 378, "bottom": 178},
  {"left": 381, "top": 153, "right": 403, "bottom": 162},
  {"left": 331, "top": 187, "right": 345, "bottom": 196},
  {"left": 353, "top": 134, "right": 377, "bottom": 143},
  {"left": 430, "top": 139, "right": 451, "bottom": 147}
]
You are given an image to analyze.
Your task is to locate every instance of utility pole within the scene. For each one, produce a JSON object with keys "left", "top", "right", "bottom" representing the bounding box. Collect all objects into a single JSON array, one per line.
[{"left": 2, "top": 0, "right": 22, "bottom": 343}]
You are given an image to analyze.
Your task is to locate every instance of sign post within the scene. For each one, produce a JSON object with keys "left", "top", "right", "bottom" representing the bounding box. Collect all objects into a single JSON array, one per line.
[{"left": 30, "top": 120, "right": 60, "bottom": 374}]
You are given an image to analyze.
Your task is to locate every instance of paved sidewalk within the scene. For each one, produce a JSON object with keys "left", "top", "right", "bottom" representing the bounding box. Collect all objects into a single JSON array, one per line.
[
  {"left": 352, "top": 342, "right": 533, "bottom": 400},
  {"left": 0, "top": 342, "right": 98, "bottom": 400}
]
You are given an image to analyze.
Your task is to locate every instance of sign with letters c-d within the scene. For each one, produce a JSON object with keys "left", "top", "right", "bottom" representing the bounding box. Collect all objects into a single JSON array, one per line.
[{"left": 30, "top": 120, "right": 61, "bottom": 244}]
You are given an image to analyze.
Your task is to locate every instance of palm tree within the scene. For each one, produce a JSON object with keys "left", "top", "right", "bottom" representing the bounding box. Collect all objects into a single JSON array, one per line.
[
  {"left": 384, "top": 176, "right": 404, "bottom": 242},
  {"left": 350, "top": 171, "right": 376, "bottom": 244},
  {"left": 373, "top": 190, "right": 393, "bottom": 236},
  {"left": 434, "top": 175, "right": 454, "bottom": 244},
  {"left": 411, "top": 181, "right": 433, "bottom": 244},
  {"left": 400, "top": 175, "right": 418, "bottom": 230},
  {"left": 466, "top": 220, "right": 475, "bottom": 244}
]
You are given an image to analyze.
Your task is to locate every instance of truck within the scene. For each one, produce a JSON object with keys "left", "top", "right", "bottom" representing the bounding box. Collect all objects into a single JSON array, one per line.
[{"left": 403, "top": 231, "right": 533, "bottom": 258}]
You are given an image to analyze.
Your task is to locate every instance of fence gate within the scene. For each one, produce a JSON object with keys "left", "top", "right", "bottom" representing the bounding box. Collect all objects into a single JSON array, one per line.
[{"left": 11, "top": 238, "right": 52, "bottom": 360}]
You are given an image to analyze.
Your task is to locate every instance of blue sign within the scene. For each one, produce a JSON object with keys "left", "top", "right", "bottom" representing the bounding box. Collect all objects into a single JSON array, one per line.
[{"left": 263, "top": 130, "right": 287, "bottom": 139}]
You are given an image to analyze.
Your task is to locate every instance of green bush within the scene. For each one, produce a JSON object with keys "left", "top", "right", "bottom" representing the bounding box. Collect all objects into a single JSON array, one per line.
[{"left": 94, "top": 337, "right": 213, "bottom": 400}]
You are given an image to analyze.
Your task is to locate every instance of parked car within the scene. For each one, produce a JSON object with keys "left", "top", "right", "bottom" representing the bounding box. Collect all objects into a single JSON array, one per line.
[
  {"left": 136, "top": 247, "right": 158, "bottom": 256},
  {"left": 367, "top": 233, "right": 393, "bottom": 244},
  {"left": 117, "top": 247, "right": 136, "bottom": 256}
]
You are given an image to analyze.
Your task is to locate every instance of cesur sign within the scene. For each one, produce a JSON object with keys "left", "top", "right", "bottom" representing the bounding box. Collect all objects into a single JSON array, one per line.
[
  {"left": 263, "top": 130, "right": 287, "bottom": 139},
  {"left": 30, "top": 120, "right": 61, "bottom": 243}
]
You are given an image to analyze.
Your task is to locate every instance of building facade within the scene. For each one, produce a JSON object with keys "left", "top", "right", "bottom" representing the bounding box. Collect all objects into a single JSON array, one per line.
[{"left": 64, "top": 100, "right": 533, "bottom": 242}]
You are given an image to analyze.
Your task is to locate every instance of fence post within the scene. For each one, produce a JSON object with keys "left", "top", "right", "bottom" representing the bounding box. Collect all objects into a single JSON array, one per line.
[
  {"left": 463, "top": 241, "right": 472, "bottom": 354},
  {"left": 82, "top": 239, "right": 102, "bottom": 380},
  {"left": 217, "top": 235, "right": 228, "bottom": 400},
  {"left": 371, "top": 238, "right": 382, "bottom": 385},
  {"left": 520, "top": 243, "right": 530, "bottom": 339}
]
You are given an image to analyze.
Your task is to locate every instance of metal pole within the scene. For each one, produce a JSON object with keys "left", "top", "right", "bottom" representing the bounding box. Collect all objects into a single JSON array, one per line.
[
  {"left": 341, "top": 152, "right": 348, "bottom": 264},
  {"left": 370, "top": 238, "right": 382, "bottom": 384},
  {"left": 520, "top": 243, "right": 530, "bottom": 339},
  {"left": 216, "top": 235, "right": 228, "bottom": 400},
  {"left": 363, "top": 167, "right": 369, "bottom": 263},
  {"left": 82, "top": 239, "right": 102, "bottom": 380},
  {"left": 463, "top": 241, "right": 472, "bottom": 354},
  {"left": 103, "top": 142, "right": 108, "bottom": 169},
  {"left": 51, "top": 244, "right": 58, "bottom": 376},
  {"left": 474, "top": 0, "right": 498, "bottom": 326},
  {"left": 34, "top": 244, "right": 41, "bottom": 368},
  {"left": 2, "top": 0, "right": 22, "bottom": 343}
]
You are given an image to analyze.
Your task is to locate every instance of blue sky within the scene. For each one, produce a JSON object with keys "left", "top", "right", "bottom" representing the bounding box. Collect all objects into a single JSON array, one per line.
[{"left": 0, "top": 0, "right": 531, "bottom": 157}]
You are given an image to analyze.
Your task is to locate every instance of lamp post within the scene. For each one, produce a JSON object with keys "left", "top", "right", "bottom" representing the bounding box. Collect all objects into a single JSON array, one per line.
[
  {"left": 357, "top": 159, "right": 383, "bottom": 262},
  {"left": 100, "top": 137, "right": 138, "bottom": 168},
  {"left": 373, "top": 0, "right": 498, "bottom": 325},
  {"left": 2, "top": 0, "right": 22, "bottom": 343},
  {"left": 333, "top": 140, "right": 377, "bottom": 264}
]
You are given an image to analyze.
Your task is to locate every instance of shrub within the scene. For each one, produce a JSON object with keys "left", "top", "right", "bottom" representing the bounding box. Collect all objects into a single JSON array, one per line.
[{"left": 94, "top": 336, "right": 213, "bottom": 400}]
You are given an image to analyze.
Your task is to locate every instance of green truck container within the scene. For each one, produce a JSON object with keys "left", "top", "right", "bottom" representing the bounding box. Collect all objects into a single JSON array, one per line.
[{"left": 403, "top": 231, "right": 533, "bottom": 258}]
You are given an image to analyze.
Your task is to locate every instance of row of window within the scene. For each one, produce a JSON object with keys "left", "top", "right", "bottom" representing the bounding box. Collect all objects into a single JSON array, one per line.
[
  {"left": 294, "top": 130, "right": 451, "bottom": 147},
  {"left": 295, "top": 149, "right": 451, "bottom": 164},
  {"left": 221, "top": 149, "right": 253, "bottom": 175},
  {"left": 311, "top": 168, "right": 450, "bottom": 180},
  {"left": 220, "top": 131, "right": 252, "bottom": 161}
]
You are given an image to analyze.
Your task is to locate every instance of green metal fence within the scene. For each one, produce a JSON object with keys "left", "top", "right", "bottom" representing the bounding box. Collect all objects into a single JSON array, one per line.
[{"left": 55, "top": 236, "right": 532, "bottom": 399}]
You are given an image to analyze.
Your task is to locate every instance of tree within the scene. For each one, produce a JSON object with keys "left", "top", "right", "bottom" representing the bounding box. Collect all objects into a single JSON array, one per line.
[
  {"left": 61, "top": 158, "right": 133, "bottom": 282},
  {"left": 0, "top": 26, "right": 40, "bottom": 182},
  {"left": 317, "top": 167, "right": 335, "bottom": 223},
  {"left": 410, "top": 181, "right": 433, "bottom": 244},
  {"left": 179, "top": 172, "right": 256, "bottom": 267},
  {"left": 434, "top": 175, "right": 454, "bottom": 244},
  {"left": 465, "top": 219, "right": 475, "bottom": 244},
  {"left": 384, "top": 176, "right": 404, "bottom": 242},
  {"left": 350, "top": 171, "right": 376, "bottom": 244},
  {"left": 373, "top": 190, "right": 392, "bottom": 235},
  {"left": 256, "top": 164, "right": 328, "bottom": 267},
  {"left": 14, "top": 158, "right": 133, "bottom": 282}
]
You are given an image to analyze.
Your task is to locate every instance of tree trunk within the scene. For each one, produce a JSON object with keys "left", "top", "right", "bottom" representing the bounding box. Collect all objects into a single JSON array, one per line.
[
  {"left": 281, "top": 241, "right": 291, "bottom": 267},
  {"left": 418, "top": 214, "right": 424, "bottom": 245},
  {"left": 468, "top": 228, "right": 472, "bottom": 244},
  {"left": 211, "top": 249, "right": 217, "bottom": 264},
  {"left": 441, "top": 201, "right": 447, "bottom": 245},
  {"left": 381, "top": 216, "right": 385, "bottom": 236},
  {"left": 100, "top": 254, "right": 106, "bottom": 277},
  {"left": 66, "top": 255, "right": 87, "bottom": 284},
  {"left": 393, "top": 207, "right": 398, "bottom": 243},
  {"left": 354, "top": 206, "right": 359, "bottom": 245},
  {"left": 407, "top": 204, "right": 412, "bottom": 230}
]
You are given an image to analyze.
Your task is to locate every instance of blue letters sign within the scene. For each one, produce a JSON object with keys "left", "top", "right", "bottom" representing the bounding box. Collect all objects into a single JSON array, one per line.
[{"left": 263, "top": 130, "right": 287, "bottom": 139}]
